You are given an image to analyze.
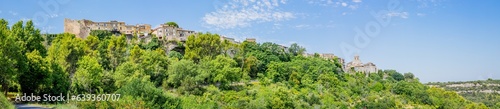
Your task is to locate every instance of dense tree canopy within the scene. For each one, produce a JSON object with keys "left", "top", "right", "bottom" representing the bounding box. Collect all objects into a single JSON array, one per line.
[{"left": 184, "top": 32, "right": 223, "bottom": 61}]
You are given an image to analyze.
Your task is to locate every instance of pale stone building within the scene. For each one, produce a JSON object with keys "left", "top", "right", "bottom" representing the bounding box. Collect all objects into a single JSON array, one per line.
[
  {"left": 151, "top": 24, "right": 195, "bottom": 42},
  {"left": 345, "top": 55, "right": 377, "bottom": 73},
  {"left": 245, "top": 38, "right": 256, "bottom": 43},
  {"left": 64, "top": 18, "right": 151, "bottom": 38},
  {"left": 220, "top": 36, "right": 239, "bottom": 44}
]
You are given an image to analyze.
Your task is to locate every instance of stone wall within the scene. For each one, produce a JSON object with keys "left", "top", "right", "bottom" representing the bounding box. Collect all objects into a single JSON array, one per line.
[
  {"left": 64, "top": 18, "right": 90, "bottom": 38},
  {"left": 65, "top": 18, "right": 154, "bottom": 39}
]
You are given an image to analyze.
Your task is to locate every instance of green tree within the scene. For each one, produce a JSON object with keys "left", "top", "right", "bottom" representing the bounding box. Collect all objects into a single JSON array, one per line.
[
  {"left": 427, "top": 87, "right": 468, "bottom": 108},
  {"left": 47, "top": 33, "right": 86, "bottom": 74},
  {"left": 116, "top": 78, "right": 182, "bottom": 109},
  {"left": 84, "top": 35, "right": 100, "bottom": 51},
  {"left": 288, "top": 43, "right": 306, "bottom": 56},
  {"left": 24, "top": 20, "right": 47, "bottom": 56},
  {"left": 391, "top": 72, "right": 405, "bottom": 81},
  {"left": 97, "top": 36, "right": 111, "bottom": 70},
  {"left": 242, "top": 55, "right": 260, "bottom": 79},
  {"left": 113, "top": 61, "right": 145, "bottom": 88},
  {"left": 90, "top": 30, "right": 112, "bottom": 40},
  {"left": 203, "top": 55, "right": 243, "bottom": 89},
  {"left": 0, "top": 94, "right": 14, "bottom": 109},
  {"left": 107, "top": 35, "right": 128, "bottom": 70},
  {"left": 165, "top": 22, "right": 179, "bottom": 28},
  {"left": 166, "top": 60, "right": 205, "bottom": 95},
  {"left": 42, "top": 33, "right": 58, "bottom": 46},
  {"left": 129, "top": 45, "right": 143, "bottom": 63},
  {"left": 141, "top": 35, "right": 160, "bottom": 50},
  {"left": 184, "top": 32, "right": 222, "bottom": 61},
  {"left": 260, "top": 42, "right": 290, "bottom": 62},
  {"left": 72, "top": 55, "right": 104, "bottom": 93},
  {"left": 140, "top": 49, "right": 170, "bottom": 87},
  {"left": 46, "top": 33, "right": 86, "bottom": 93},
  {"left": 356, "top": 95, "right": 397, "bottom": 109},
  {"left": 465, "top": 103, "right": 489, "bottom": 109},
  {"left": 404, "top": 72, "right": 415, "bottom": 80},
  {"left": 41, "top": 61, "right": 70, "bottom": 98},
  {"left": 19, "top": 50, "right": 50, "bottom": 95},
  {"left": 0, "top": 19, "right": 13, "bottom": 95},
  {"left": 0, "top": 19, "right": 27, "bottom": 96},
  {"left": 168, "top": 51, "right": 183, "bottom": 60}
]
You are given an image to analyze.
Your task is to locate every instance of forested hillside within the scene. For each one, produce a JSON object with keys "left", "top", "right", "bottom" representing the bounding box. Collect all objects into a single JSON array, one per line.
[
  {"left": 0, "top": 19, "right": 491, "bottom": 109},
  {"left": 427, "top": 79, "right": 500, "bottom": 108}
]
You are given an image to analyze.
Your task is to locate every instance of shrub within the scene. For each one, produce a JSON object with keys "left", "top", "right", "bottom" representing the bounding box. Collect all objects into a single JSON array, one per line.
[
  {"left": 116, "top": 78, "right": 181, "bottom": 109},
  {"left": 0, "top": 94, "right": 14, "bottom": 109}
]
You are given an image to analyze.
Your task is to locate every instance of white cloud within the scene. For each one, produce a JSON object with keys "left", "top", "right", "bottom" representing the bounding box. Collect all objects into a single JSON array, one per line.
[
  {"left": 203, "top": 0, "right": 295, "bottom": 29},
  {"left": 294, "top": 24, "right": 310, "bottom": 29},
  {"left": 352, "top": 0, "right": 362, "bottom": 3},
  {"left": 386, "top": 12, "right": 409, "bottom": 19},
  {"left": 326, "top": 0, "right": 334, "bottom": 5},
  {"left": 309, "top": 0, "right": 361, "bottom": 10},
  {"left": 341, "top": 2, "right": 347, "bottom": 7}
]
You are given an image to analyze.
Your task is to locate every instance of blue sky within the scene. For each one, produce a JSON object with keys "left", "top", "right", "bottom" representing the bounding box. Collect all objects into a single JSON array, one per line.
[{"left": 1, "top": 0, "right": 499, "bottom": 83}]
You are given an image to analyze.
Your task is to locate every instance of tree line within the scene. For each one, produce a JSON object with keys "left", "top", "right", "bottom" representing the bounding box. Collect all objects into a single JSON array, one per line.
[{"left": 0, "top": 19, "right": 491, "bottom": 109}]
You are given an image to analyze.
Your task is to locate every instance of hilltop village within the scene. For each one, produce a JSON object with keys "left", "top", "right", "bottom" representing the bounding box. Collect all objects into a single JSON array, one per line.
[
  {"left": 64, "top": 18, "right": 378, "bottom": 74},
  {"left": 1, "top": 18, "right": 493, "bottom": 109}
]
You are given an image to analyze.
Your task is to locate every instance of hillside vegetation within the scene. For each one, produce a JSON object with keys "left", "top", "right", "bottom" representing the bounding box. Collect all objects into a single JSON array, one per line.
[
  {"left": 0, "top": 19, "right": 491, "bottom": 108},
  {"left": 427, "top": 79, "right": 500, "bottom": 108}
]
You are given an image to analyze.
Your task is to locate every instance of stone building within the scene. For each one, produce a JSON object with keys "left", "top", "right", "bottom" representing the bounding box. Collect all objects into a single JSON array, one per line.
[
  {"left": 221, "top": 36, "right": 239, "bottom": 44},
  {"left": 151, "top": 24, "right": 195, "bottom": 42},
  {"left": 345, "top": 55, "right": 377, "bottom": 73},
  {"left": 245, "top": 38, "right": 256, "bottom": 42},
  {"left": 64, "top": 18, "right": 151, "bottom": 38}
]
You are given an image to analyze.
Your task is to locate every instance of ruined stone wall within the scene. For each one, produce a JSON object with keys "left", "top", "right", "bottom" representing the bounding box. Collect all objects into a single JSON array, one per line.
[{"left": 64, "top": 19, "right": 90, "bottom": 38}]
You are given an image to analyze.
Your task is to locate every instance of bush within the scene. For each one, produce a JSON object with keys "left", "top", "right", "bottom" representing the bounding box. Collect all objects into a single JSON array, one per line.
[
  {"left": 116, "top": 78, "right": 181, "bottom": 109},
  {"left": 76, "top": 96, "right": 147, "bottom": 109},
  {"left": 392, "top": 72, "right": 405, "bottom": 81},
  {"left": 0, "top": 94, "right": 14, "bottom": 109}
]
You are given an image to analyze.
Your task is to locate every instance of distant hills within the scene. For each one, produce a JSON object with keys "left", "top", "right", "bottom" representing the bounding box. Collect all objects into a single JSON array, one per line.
[{"left": 426, "top": 79, "right": 500, "bottom": 108}]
